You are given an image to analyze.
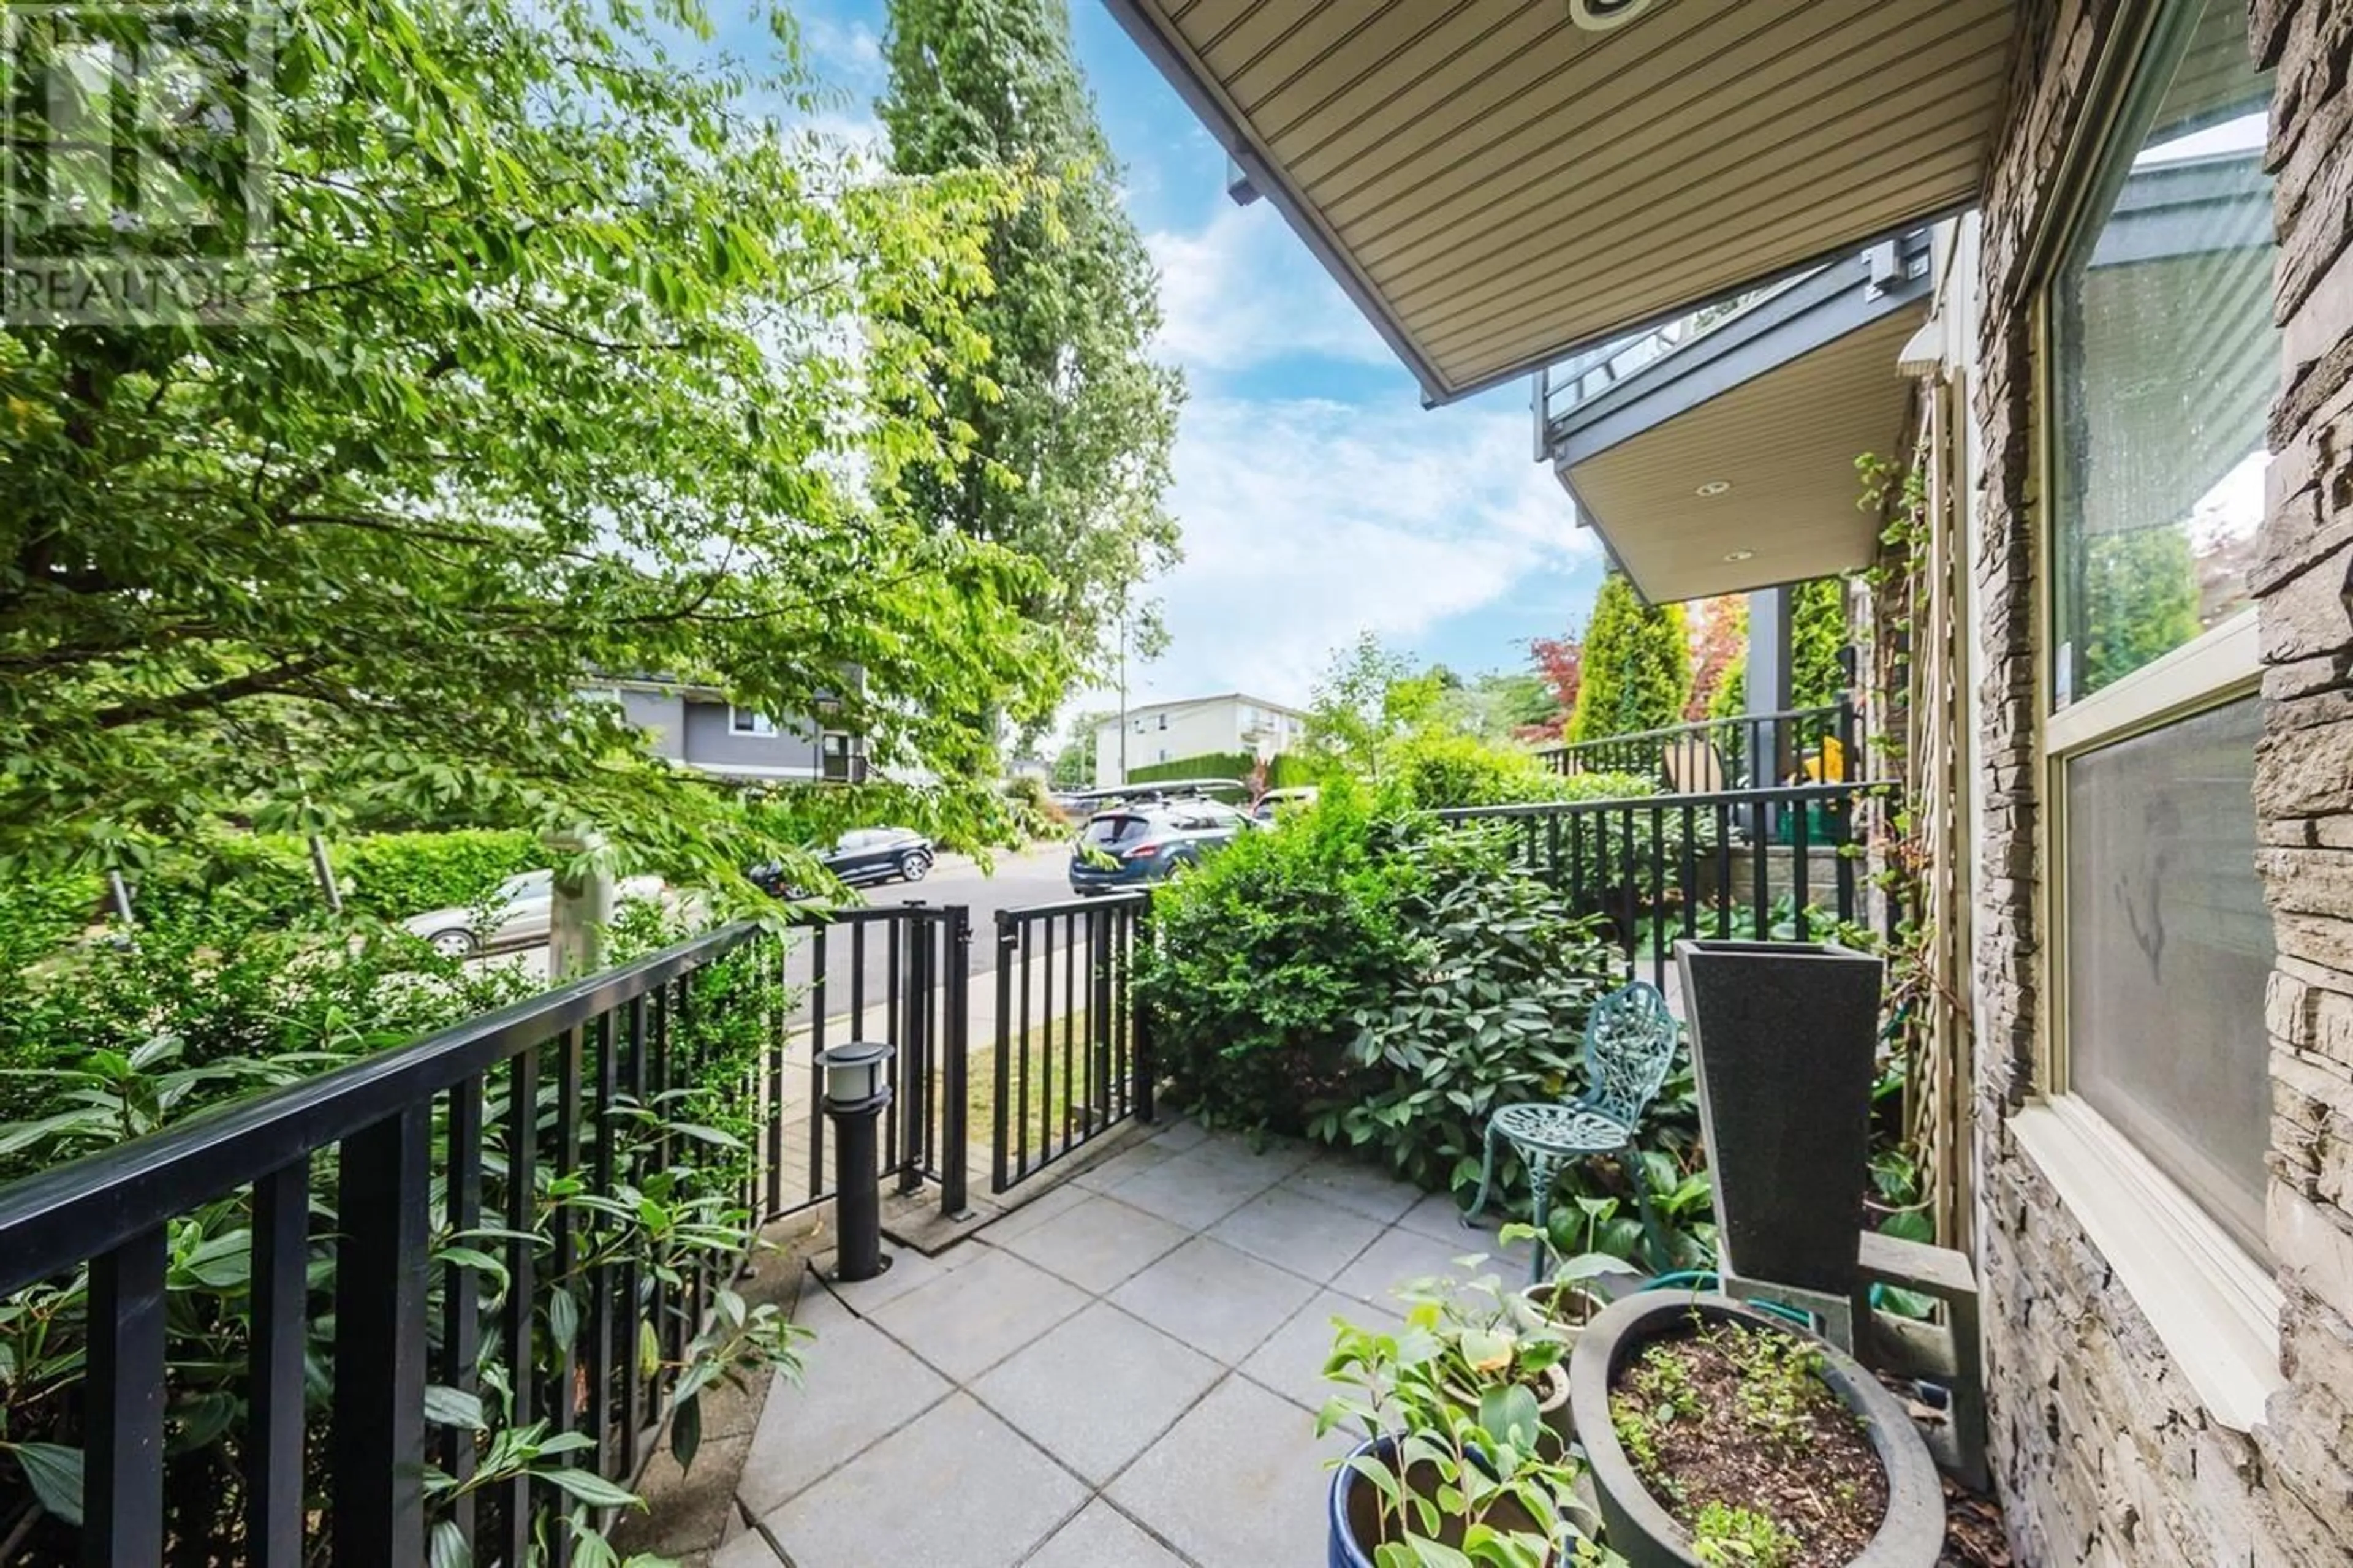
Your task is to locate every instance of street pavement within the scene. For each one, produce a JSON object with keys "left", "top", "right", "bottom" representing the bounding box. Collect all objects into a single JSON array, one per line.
[{"left": 781, "top": 840, "right": 1081, "bottom": 1004}]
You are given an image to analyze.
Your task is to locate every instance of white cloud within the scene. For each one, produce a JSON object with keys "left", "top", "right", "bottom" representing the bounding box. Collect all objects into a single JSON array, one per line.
[
  {"left": 1103, "top": 394, "right": 1595, "bottom": 713},
  {"left": 797, "top": 13, "right": 885, "bottom": 88},
  {"left": 1146, "top": 203, "right": 1399, "bottom": 373}
]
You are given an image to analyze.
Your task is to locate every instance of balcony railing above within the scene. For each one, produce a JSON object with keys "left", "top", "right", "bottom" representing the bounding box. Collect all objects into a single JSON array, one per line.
[
  {"left": 1537, "top": 702, "right": 1862, "bottom": 793},
  {"left": 1534, "top": 270, "right": 1819, "bottom": 446}
]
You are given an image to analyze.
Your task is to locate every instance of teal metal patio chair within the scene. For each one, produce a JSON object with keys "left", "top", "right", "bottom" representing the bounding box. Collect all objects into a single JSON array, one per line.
[{"left": 1463, "top": 979, "right": 1679, "bottom": 1284}]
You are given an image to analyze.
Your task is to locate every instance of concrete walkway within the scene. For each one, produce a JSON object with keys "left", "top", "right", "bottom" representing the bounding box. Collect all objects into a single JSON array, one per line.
[{"left": 716, "top": 1119, "right": 1533, "bottom": 1567}]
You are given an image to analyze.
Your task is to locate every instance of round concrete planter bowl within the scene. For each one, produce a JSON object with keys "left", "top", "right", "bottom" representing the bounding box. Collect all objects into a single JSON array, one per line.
[{"left": 1566, "top": 1293, "right": 1944, "bottom": 1568}]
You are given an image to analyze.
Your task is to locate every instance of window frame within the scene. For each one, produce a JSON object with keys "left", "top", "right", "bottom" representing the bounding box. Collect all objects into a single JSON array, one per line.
[
  {"left": 730, "top": 706, "right": 778, "bottom": 737},
  {"left": 2022, "top": 0, "right": 2283, "bottom": 1429}
]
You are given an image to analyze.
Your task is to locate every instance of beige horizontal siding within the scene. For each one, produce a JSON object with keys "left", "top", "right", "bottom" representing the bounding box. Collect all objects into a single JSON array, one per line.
[{"left": 1131, "top": 0, "right": 2017, "bottom": 396}]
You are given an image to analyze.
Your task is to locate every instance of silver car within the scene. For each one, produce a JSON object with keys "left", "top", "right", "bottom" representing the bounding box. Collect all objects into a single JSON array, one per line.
[{"left": 403, "top": 869, "right": 663, "bottom": 957}]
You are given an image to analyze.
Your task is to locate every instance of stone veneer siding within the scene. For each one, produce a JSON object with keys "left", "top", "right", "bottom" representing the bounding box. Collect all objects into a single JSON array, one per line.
[{"left": 1970, "top": 1, "right": 2353, "bottom": 1562}]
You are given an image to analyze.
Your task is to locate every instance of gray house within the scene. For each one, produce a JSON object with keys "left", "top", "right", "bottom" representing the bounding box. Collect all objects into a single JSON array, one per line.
[{"left": 596, "top": 678, "right": 865, "bottom": 785}]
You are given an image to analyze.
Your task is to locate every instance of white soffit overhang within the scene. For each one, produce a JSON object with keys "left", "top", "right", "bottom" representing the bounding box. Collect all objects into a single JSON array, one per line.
[
  {"left": 1104, "top": 0, "right": 2022, "bottom": 403},
  {"left": 1565, "top": 302, "right": 1928, "bottom": 604}
]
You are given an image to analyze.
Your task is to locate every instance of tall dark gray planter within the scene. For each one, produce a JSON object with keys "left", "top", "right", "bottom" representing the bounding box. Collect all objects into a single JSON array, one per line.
[{"left": 1673, "top": 939, "right": 1882, "bottom": 1293}]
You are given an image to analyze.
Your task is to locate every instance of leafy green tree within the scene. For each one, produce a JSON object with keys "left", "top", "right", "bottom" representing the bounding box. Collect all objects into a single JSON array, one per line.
[
  {"left": 2077, "top": 528, "right": 2201, "bottom": 694},
  {"left": 1306, "top": 632, "right": 1439, "bottom": 782},
  {"left": 879, "top": 0, "right": 1183, "bottom": 682},
  {"left": 1, "top": 1, "right": 1050, "bottom": 886},
  {"left": 1566, "top": 574, "right": 1691, "bottom": 743},
  {"left": 1050, "top": 708, "right": 1111, "bottom": 787}
]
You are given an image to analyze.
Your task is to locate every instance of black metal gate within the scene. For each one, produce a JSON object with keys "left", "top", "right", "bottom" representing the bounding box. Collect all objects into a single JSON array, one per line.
[
  {"left": 989, "top": 892, "right": 1153, "bottom": 1192},
  {"left": 782, "top": 903, "right": 973, "bottom": 1219}
]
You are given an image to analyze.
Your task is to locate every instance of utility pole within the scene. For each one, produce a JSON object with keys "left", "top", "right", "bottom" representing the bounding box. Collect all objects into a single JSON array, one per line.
[{"left": 1116, "top": 603, "right": 1129, "bottom": 787}]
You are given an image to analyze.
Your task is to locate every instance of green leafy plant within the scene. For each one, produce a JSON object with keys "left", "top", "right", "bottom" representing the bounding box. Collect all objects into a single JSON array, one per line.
[
  {"left": 1321, "top": 825, "right": 1620, "bottom": 1197},
  {"left": 1690, "top": 1501, "right": 1799, "bottom": 1567},
  {"left": 0, "top": 899, "right": 804, "bottom": 1562},
  {"left": 1317, "top": 1256, "right": 1617, "bottom": 1567}
]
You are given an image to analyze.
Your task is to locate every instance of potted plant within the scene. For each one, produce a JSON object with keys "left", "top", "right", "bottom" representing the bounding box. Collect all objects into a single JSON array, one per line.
[
  {"left": 1318, "top": 1293, "right": 1609, "bottom": 1567},
  {"left": 1520, "top": 1211, "right": 1643, "bottom": 1338},
  {"left": 1567, "top": 1292, "right": 1942, "bottom": 1568},
  {"left": 1671, "top": 939, "right": 1882, "bottom": 1293}
]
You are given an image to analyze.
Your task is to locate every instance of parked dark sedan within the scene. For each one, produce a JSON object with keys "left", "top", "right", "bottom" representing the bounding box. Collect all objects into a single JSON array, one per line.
[
  {"left": 750, "top": 827, "right": 934, "bottom": 900},
  {"left": 1068, "top": 799, "right": 1256, "bottom": 894}
]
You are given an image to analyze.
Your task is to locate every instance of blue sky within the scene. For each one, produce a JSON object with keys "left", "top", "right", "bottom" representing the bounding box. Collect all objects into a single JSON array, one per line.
[{"left": 753, "top": 2, "right": 1607, "bottom": 714}]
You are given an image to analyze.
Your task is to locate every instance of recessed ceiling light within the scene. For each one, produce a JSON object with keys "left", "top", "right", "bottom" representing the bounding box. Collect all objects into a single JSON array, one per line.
[
  {"left": 1568, "top": 0, "right": 1654, "bottom": 31},
  {"left": 1696, "top": 480, "right": 1732, "bottom": 498},
  {"left": 1723, "top": 548, "right": 1755, "bottom": 563}
]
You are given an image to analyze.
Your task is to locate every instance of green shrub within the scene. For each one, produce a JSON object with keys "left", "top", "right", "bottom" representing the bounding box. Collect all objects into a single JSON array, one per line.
[
  {"left": 0, "top": 903, "right": 796, "bottom": 1560},
  {"left": 112, "top": 828, "right": 545, "bottom": 936},
  {"left": 1133, "top": 779, "right": 1421, "bottom": 1131},
  {"left": 1313, "top": 823, "right": 1622, "bottom": 1195},
  {"left": 1265, "top": 752, "right": 1324, "bottom": 790},
  {"left": 0, "top": 911, "right": 545, "bottom": 1157}
]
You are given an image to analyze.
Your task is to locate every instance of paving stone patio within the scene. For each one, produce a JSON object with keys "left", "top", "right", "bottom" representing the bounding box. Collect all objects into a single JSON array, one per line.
[{"left": 716, "top": 1118, "right": 1533, "bottom": 1568}]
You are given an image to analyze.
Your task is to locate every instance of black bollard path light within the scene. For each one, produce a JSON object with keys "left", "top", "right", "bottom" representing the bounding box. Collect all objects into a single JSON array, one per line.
[{"left": 822, "top": 1040, "right": 893, "bottom": 1282}]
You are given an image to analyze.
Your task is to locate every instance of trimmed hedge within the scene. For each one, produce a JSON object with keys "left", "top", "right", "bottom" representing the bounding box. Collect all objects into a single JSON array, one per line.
[
  {"left": 1126, "top": 750, "right": 1256, "bottom": 785},
  {"left": 1125, "top": 749, "right": 1321, "bottom": 789},
  {"left": 98, "top": 829, "right": 546, "bottom": 934}
]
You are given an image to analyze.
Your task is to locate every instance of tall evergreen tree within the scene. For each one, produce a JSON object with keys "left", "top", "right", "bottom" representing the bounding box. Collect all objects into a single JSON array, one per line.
[
  {"left": 1566, "top": 573, "right": 1692, "bottom": 743},
  {"left": 879, "top": 0, "right": 1184, "bottom": 695}
]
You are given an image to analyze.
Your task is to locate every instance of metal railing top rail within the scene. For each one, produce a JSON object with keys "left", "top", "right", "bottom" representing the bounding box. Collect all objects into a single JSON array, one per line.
[
  {"left": 0, "top": 921, "right": 760, "bottom": 1298},
  {"left": 1537, "top": 268, "right": 1822, "bottom": 435},
  {"left": 1533, "top": 703, "right": 1849, "bottom": 762},
  {"left": 996, "top": 890, "right": 1151, "bottom": 924},
  {"left": 1435, "top": 780, "right": 1873, "bottom": 823}
]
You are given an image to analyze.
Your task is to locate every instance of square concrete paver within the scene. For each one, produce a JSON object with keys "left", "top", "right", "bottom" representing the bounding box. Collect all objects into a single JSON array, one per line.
[
  {"left": 760, "top": 1393, "right": 1086, "bottom": 1568},
  {"left": 973, "top": 1301, "right": 1221, "bottom": 1483},
  {"left": 870, "top": 1244, "right": 1090, "bottom": 1381},
  {"left": 1146, "top": 1118, "right": 1210, "bottom": 1153},
  {"left": 738, "top": 1293, "right": 953, "bottom": 1516},
  {"left": 978, "top": 1178, "right": 1093, "bottom": 1244},
  {"left": 1279, "top": 1156, "right": 1424, "bottom": 1225},
  {"left": 1109, "top": 1235, "right": 1319, "bottom": 1364},
  {"left": 1237, "top": 1289, "right": 1390, "bottom": 1415},
  {"left": 1102, "top": 1145, "right": 1292, "bottom": 1232},
  {"left": 1207, "top": 1184, "right": 1385, "bottom": 1284},
  {"left": 1070, "top": 1140, "right": 1176, "bottom": 1194},
  {"left": 1330, "top": 1221, "right": 1529, "bottom": 1307},
  {"left": 1021, "top": 1499, "right": 1188, "bottom": 1568},
  {"left": 992, "top": 1193, "right": 1192, "bottom": 1294},
  {"left": 715, "top": 1115, "right": 1556, "bottom": 1567},
  {"left": 1394, "top": 1187, "right": 1484, "bottom": 1243},
  {"left": 1108, "top": 1375, "right": 1344, "bottom": 1568}
]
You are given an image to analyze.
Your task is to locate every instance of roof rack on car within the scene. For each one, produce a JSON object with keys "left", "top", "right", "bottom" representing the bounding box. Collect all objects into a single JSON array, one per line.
[{"left": 1061, "top": 778, "right": 1249, "bottom": 806}]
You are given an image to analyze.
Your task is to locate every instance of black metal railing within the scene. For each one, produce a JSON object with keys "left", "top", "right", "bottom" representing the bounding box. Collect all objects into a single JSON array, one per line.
[
  {"left": 991, "top": 893, "right": 1153, "bottom": 1192},
  {"left": 0, "top": 903, "right": 969, "bottom": 1567},
  {"left": 1538, "top": 701, "right": 1860, "bottom": 792},
  {"left": 1438, "top": 781, "right": 1891, "bottom": 993}
]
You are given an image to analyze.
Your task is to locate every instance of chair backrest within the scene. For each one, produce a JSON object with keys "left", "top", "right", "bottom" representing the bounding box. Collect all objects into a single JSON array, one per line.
[
  {"left": 1662, "top": 735, "right": 1725, "bottom": 794},
  {"left": 1580, "top": 980, "right": 1678, "bottom": 1127}
]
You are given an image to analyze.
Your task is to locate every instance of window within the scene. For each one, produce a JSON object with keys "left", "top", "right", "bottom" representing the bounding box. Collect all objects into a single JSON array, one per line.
[
  {"left": 2049, "top": 0, "right": 2274, "bottom": 706},
  {"left": 730, "top": 707, "right": 777, "bottom": 737},
  {"left": 2064, "top": 696, "right": 2272, "bottom": 1254},
  {"left": 2042, "top": 0, "right": 2275, "bottom": 1259},
  {"left": 1157, "top": 713, "right": 1168, "bottom": 731},
  {"left": 822, "top": 731, "right": 855, "bottom": 782}
]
